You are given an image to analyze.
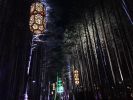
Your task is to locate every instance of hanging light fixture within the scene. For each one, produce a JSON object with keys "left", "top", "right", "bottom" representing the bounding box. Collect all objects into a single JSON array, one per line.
[
  {"left": 74, "top": 70, "right": 80, "bottom": 85},
  {"left": 29, "top": 1, "right": 46, "bottom": 34}
]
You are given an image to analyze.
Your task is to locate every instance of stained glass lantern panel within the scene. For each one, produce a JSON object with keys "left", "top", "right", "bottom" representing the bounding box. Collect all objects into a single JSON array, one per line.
[{"left": 29, "top": 2, "right": 46, "bottom": 34}]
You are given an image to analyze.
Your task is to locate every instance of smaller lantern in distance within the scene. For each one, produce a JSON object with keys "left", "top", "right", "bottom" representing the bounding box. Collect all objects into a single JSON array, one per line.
[
  {"left": 52, "top": 83, "right": 56, "bottom": 91},
  {"left": 74, "top": 70, "right": 80, "bottom": 85}
]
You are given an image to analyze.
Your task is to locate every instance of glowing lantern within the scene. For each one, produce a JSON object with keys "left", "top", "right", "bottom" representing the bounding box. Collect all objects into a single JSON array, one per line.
[
  {"left": 57, "top": 78, "right": 64, "bottom": 93},
  {"left": 52, "top": 83, "right": 56, "bottom": 90},
  {"left": 29, "top": 2, "right": 46, "bottom": 34},
  {"left": 74, "top": 70, "right": 80, "bottom": 85}
]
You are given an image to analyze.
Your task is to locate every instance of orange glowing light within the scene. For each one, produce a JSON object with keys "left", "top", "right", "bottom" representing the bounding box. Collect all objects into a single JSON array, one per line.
[{"left": 29, "top": 2, "right": 46, "bottom": 34}]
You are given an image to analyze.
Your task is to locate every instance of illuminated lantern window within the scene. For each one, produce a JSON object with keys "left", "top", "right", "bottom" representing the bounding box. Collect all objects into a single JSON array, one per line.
[
  {"left": 75, "top": 81, "right": 79, "bottom": 85},
  {"left": 29, "top": 2, "right": 46, "bottom": 34}
]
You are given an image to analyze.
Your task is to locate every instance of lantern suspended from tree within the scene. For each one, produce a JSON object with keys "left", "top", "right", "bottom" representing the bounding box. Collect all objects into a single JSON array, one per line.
[
  {"left": 29, "top": 2, "right": 46, "bottom": 34},
  {"left": 57, "top": 78, "right": 64, "bottom": 93},
  {"left": 74, "top": 70, "right": 80, "bottom": 85}
]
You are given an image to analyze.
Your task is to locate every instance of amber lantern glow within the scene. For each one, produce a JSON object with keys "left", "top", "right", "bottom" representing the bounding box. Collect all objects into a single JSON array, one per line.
[
  {"left": 29, "top": 2, "right": 46, "bottom": 34},
  {"left": 74, "top": 70, "right": 80, "bottom": 85}
]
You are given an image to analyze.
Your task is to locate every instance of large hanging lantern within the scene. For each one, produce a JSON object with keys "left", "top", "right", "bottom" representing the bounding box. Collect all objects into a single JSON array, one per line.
[{"left": 29, "top": 2, "right": 46, "bottom": 34}]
